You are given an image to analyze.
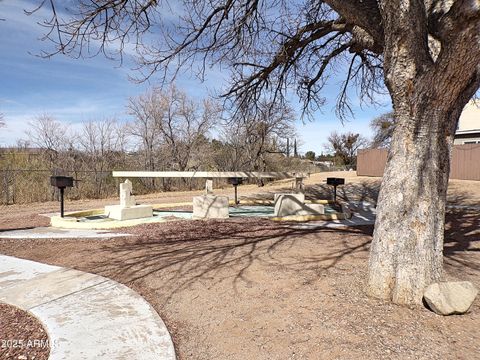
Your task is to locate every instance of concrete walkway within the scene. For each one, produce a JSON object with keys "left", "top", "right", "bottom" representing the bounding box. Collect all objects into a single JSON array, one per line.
[
  {"left": 0, "top": 227, "right": 132, "bottom": 239},
  {"left": 0, "top": 255, "right": 176, "bottom": 359}
]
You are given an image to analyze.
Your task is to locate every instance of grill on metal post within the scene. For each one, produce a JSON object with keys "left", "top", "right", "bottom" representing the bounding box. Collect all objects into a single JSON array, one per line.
[
  {"left": 326, "top": 177, "right": 345, "bottom": 203},
  {"left": 50, "top": 176, "right": 74, "bottom": 217},
  {"left": 228, "top": 177, "right": 243, "bottom": 205}
]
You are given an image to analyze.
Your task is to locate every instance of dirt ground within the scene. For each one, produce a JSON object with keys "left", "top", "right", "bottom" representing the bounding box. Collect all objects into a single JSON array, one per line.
[
  {"left": 0, "top": 303, "right": 50, "bottom": 360},
  {"left": 0, "top": 172, "right": 479, "bottom": 359}
]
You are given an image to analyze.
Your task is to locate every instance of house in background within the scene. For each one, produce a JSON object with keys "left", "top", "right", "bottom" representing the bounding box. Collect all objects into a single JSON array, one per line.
[{"left": 454, "top": 102, "right": 480, "bottom": 144}]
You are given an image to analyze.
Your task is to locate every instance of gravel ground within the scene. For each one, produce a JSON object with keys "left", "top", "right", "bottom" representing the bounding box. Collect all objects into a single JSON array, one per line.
[
  {"left": 0, "top": 303, "right": 50, "bottom": 360},
  {"left": 0, "top": 213, "right": 478, "bottom": 359},
  {"left": 0, "top": 172, "right": 479, "bottom": 359}
]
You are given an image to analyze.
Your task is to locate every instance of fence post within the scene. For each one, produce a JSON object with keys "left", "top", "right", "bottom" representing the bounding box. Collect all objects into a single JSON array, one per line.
[
  {"left": 12, "top": 170, "right": 15, "bottom": 204},
  {"left": 3, "top": 171, "right": 8, "bottom": 205}
]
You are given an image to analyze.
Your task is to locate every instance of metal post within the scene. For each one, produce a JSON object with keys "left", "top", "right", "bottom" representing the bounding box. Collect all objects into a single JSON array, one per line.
[
  {"left": 234, "top": 184, "right": 238, "bottom": 205},
  {"left": 3, "top": 171, "right": 8, "bottom": 205},
  {"left": 60, "top": 187, "right": 65, "bottom": 218},
  {"left": 333, "top": 185, "right": 337, "bottom": 203}
]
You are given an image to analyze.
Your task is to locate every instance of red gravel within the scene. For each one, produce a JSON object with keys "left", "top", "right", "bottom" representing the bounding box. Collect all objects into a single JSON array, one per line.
[{"left": 0, "top": 303, "right": 50, "bottom": 360}]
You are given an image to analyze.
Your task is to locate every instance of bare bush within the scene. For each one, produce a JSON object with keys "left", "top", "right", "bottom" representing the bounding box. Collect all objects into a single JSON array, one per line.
[
  {"left": 370, "top": 112, "right": 395, "bottom": 148},
  {"left": 325, "top": 131, "right": 368, "bottom": 168}
]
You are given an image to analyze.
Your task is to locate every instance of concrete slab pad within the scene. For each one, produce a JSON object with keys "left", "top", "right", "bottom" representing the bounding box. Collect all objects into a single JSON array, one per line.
[
  {"left": 291, "top": 202, "right": 376, "bottom": 229},
  {"left": 0, "top": 268, "right": 106, "bottom": 309},
  {"left": 0, "top": 254, "right": 59, "bottom": 288},
  {"left": 229, "top": 205, "right": 274, "bottom": 217},
  {"left": 50, "top": 212, "right": 176, "bottom": 229},
  {"left": 0, "top": 227, "right": 131, "bottom": 239}
]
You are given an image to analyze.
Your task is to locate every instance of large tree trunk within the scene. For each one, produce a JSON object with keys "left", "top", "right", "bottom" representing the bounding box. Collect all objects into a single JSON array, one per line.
[
  {"left": 367, "top": 0, "right": 480, "bottom": 305},
  {"left": 367, "top": 103, "right": 456, "bottom": 304}
]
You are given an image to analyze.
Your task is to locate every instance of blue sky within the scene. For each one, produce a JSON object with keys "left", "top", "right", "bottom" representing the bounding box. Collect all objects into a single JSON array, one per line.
[{"left": 0, "top": 0, "right": 391, "bottom": 155}]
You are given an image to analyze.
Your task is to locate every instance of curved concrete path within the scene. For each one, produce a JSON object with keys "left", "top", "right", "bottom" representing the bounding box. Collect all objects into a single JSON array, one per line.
[
  {"left": 0, "top": 227, "right": 131, "bottom": 239},
  {"left": 0, "top": 255, "right": 176, "bottom": 359}
]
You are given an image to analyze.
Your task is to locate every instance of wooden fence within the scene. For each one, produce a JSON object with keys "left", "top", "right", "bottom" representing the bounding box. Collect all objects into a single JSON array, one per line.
[
  {"left": 357, "top": 144, "right": 480, "bottom": 180},
  {"left": 356, "top": 149, "right": 388, "bottom": 177}
]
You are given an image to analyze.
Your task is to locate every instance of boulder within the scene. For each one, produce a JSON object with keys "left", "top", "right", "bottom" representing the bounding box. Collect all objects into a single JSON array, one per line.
[{"left": 423, "top": 281, "right": 478, "bottom": 315}]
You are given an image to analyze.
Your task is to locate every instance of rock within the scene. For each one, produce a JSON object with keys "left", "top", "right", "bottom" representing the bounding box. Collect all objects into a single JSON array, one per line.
[
  {"left": 423, "top": 281, "right": 478, "bottom": 315},
  {"left": 192, "top": 195, "right": 229, "bottom": 219}
]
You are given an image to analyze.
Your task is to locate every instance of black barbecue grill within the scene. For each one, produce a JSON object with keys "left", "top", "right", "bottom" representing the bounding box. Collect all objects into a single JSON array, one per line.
[
  {"left": 326, "top": 177, "right": 345, "bottom": 203},
  {"left": 50, "top": 176, "right": 74, "bottom": 188},
  {"left": 50, "top": 176, "right": 74, "bottom": 217},
  {"left": 228, "top": 177, "right": 243, "bottom": 205}
]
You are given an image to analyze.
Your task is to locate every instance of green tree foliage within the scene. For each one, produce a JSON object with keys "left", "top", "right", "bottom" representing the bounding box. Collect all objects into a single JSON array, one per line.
[{"left": 304, "top": 151, "right": 316, "bottom": 161}]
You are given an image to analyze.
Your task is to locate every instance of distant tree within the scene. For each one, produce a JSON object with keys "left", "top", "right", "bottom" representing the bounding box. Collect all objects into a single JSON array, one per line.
[
  {"left": 222, "top": 101, "right": 296, "bottom": 171},
  {"left": 210, "top": 138, "right": 234, "bottom": 171},
  {"left": 127, "top": 89, "right": 163, "bottom": 176},
  {"left": 159, "top": 88, "right": 219, "bottom": 171},
  {"left": 24, "top": 114, "right": 69, "bottom": 168},
  {"left": 316, "top": 153, "right": 335, "bottom": 162},
  {"left": 326, "top": 131, "right": 368, "bottom": 168},
  {"left": 77, "top": 118, "right": 124, "bottom": 197},
  {"left": 305, "top": 151, "right": 316, "bottom": 162},
  {"left": 370, "top": 112, "right": 395, "bottom": 148},
  {"left": 128, "top": 85, "right": 219, "bottom": 173}
]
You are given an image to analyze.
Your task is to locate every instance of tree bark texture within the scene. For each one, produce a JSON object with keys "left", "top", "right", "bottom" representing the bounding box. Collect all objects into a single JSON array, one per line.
[
  {"left": 367, "top": 0, "right": 480, "bottom": 304},
  {"left": 368, "top": 106, "right": 453, "bottom": 304}
]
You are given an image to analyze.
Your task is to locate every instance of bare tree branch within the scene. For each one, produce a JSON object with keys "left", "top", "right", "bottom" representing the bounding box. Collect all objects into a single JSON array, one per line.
[
  {"left": 28, "top": 0, "right": 480, "bottom": 142},
  {"left": 324, "top": 0, "right": 384, "bottom": 52},
  {"left": 30, "top": 1, "right": 388, "bottom": 120}
]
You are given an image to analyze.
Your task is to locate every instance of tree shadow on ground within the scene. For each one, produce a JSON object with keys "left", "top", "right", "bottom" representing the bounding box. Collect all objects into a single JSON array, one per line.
[
  {"left": 87, "top": 219, "right": 373, "bottom": 303},
  {"left": 81, "top": 190, "right": 479, "bottom": 305},
  {"left": 242, "top": 179, "right": 382, "bottom": 204},
  {"left": 443, "top": 193, "right": 480, "bottom": 276},
  {"left": 0, "top": 214, "right": 50, "bottom": 231},
  {"left": 308, "top": 181, "right": 381, "bottom": 204}
]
